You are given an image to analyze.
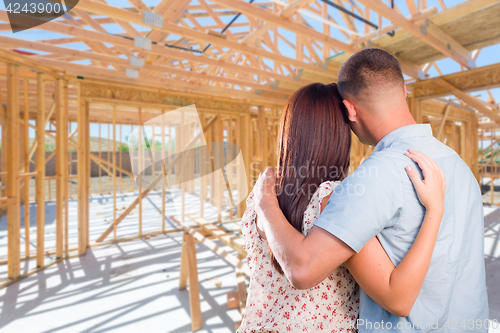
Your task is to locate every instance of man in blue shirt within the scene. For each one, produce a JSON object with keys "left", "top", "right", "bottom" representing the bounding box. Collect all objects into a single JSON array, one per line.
[{"left": 253, "top": 48, "right": 489, "bottom": 332}]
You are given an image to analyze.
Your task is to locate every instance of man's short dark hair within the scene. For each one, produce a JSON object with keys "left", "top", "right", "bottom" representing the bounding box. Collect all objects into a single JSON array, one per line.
[{"left": 337, "top": 48, "right": 404, "bottom": 101}]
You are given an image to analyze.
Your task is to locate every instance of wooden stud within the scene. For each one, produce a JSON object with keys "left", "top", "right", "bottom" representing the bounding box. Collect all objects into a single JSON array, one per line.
[
  {"left": 55, "top": 79, "right": 64, "bottom": 258},
  {"left": 6, "top": 63, "right": 21, "bottom": 279},
  {"left": 77, "top": 92, "right": 89, "bottom": 254},
  {"left": 36, "top": 73, "right": 45, "bottom": 267},
  {"left": 227, "top": 290, "right": 239, "bottom": 309},
  {"left": 179, "top": 232, "right": 189, "bottom": 291},
  {"left": 120, "top": 124, "right": 123, "bottom": 193},
  {"left": 161, "top": 109, "right": 166, "bottom": 232},
  {"left": 95, "top": 116, "right": 217, "bottom": 242},
  {"left": 213, "top": 116, "right": 223, "bottom": 221},
  {"left": 436, "top": 103, "right": 451, "bottom": 141},
  {"left": 99, "top": 123, "right": 102, "bottom": 195},
  {"left": 63, "top": 80, "right": 69, "bottom": 257},
  {"left": 185, "top": 232, "right": 202, "bottom": 331},
  {"left": 180, "top": 113, "right": 186, "bottom": 223},
  {"left": 113, "top": 104, "right": 117, "bottom": 240},
  {"left": 86, "top": 101, "right": 91, "bottom": 245},
  {"left": 138, "top": 107, "right": 142, "bottom": 236},
  {"left": 200, "top": 115, "right": 206, "bottom": 219},
  {"left": 491, "top": 128, "right": 495, "bottom": 205},
  {"left": 235, "top": 268, "right": 248, "bottom": 317},
  {"left": 23, "top": 79, "right": 30, "bottom": 258},
  {"left": 108, "top": 123, "right": 111, "bottom": 194}
]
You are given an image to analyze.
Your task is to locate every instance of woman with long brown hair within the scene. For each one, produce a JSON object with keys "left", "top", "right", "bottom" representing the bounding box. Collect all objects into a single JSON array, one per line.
[{"left": 238, "top": 83, "right": 445, "bottom": 332}]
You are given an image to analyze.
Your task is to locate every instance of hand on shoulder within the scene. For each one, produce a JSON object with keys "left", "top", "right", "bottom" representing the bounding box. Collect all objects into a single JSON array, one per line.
[
  {"left": 253, "top": 167, "right": 279, "bottom": 215},
  {"left": 405, "top": 148, "right": 446, "bottom": 213}
]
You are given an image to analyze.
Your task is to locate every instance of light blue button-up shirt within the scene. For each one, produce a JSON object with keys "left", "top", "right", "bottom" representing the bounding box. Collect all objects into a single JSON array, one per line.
[{"left": 314, "top": 124, "right": 489, "bottom": 332}]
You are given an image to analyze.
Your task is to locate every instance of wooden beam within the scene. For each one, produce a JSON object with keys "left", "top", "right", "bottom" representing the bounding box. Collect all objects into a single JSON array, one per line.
[
  {"left": 209, "top": 0, "right": 357, "bottom": 54},
  {"left": 6, "top": 63, "right": 20, "bottom": 279},
  {"left": 281, "top": 0, "right": 316, "bottom": 18},
  {"left": 405, "top": 0, "right": 418, "bottom": 15},
  {"left": 179, "top": 230, "right": 189, "bottom": 290},
  {"left": 64, "top": 80, "right": 70, "bottom": 257},
  {"left": 409, "top": 63, "right": 500, "bottom": 99},
  {"left": 0, "top": 47, "right": 60, "bottom": 77},
  {"left": 357, "top": 0, "right": 473, "bottom": 68},
  {"left": 235, "top": 268, "right": 247, "bottom": 317},
  {"left": 0, "top": 11, "right": 308, "bottom": 89},
  {"left": 73, "top": 1, "right": 335, "bottom": 77},
  {"left": 0, "top": 36, "right": 294, "bottom": 97},
  {"left": 205, "top": 0, "right": 423, "bottom": 78},
  {"left": 89, "top": 155, "right": 133, "bottom": 192},
  {"left": 0, "top": 197, "right": 16, "bottom": 206},
  {"left": 36, "top": 72, "right": 45, "bottom": 267},
  {"left": 55, "top": 79, "right": 65, "bottom": 258},
  {"left": 22, "top": 79, "right": 30, "bottom": 259},
  {"left": 77, "top": 83, "right": 89, "bottom": 254},
  {"left": 435, "top": 103, "right": 451, "bottom": 140},
  {"left": 113, "top": 104, "right": 117, "bottom": 240},
  {"left": 95, "top": 116, "right": 218, "bottom": 242},
  {"left": 37, "top": 58, "right": 289, "bottom": 104},
  {"left": 90, "top": 153, "right": 134, "bottom": 178},
  {"left": 184, "top": 232, "right": 202, "bottom": 331},
  {"left": 349, "top": 7, "right": 437, "bottom": 46},
  {"left": 433, "top": 77, "right": 500, "bottom": 124},
  {"left": 333, "top": 0, "right": 358, "bottom": 37},
  {"left": 170, "top": 216, "right": 250, "bottom": 276}
]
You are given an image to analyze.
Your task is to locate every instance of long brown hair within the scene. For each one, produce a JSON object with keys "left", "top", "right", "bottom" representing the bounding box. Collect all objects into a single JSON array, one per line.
[{"left": 269, "top": 83, "right": 351, "bottom": 275}]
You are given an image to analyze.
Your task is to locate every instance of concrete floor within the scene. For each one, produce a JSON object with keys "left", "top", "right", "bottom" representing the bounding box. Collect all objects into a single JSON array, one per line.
[
  {"left": 0, "top": 191, "right": 499, "bottom": 332},
  {"left": 0, "top": 187, "right": 230, "bottom": 267},
  {"left": 0, "top": 233, "right": 242, "bottom": 333}
]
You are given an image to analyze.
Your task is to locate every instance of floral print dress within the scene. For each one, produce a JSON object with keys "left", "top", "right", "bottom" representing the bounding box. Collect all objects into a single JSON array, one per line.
[{"left": 238, "top": 181, "right": 359, "bottom": 333}]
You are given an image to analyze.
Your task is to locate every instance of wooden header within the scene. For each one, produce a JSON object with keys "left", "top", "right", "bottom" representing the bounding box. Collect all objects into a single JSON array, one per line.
[
  {"left": 408, "top": 62, "right": 500, "bottom": 99},
  {"left": 80, "top": 81, "right": 253, "bottom": 113}
]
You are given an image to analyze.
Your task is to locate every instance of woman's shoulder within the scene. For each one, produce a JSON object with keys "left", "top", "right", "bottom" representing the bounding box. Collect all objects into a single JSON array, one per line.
[
  {"left": 307, "top": 180, "right": 340, "bottom": 207},
  {"left": 317, "top": 180, "right": 340, "bottom": 199},
  {"left": 302, "top": 181, "right": 340, "bottom": 233},
  {"left": 241, "top": 191, "right": 257, "bottom": 236}
]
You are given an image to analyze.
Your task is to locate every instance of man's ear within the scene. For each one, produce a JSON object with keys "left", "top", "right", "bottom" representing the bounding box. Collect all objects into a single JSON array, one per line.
[
  {"left": 343, "top": 99, "right": 357, "bottom": 123},
  {"left": 404, "top": 84, "right": 408, "bottom": 98}
]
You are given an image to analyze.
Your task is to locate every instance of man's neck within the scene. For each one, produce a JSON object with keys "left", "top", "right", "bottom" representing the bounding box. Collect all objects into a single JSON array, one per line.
[{"left": 372, "top": 112, "right": 417, "bottom": 145}]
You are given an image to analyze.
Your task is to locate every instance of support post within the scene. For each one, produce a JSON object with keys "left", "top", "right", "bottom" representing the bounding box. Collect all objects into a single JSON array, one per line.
[
  {"left": 179, "top": 233, "right": 189, "bottom": 290},
  {"left": 213, "top": 116, "right": 223, "bottom": 220},
  {"left": 6, "top": 63, "right": 21, "bottom": 279},
  {"left": 185, "top": 232, "right": 202, "bottom": 331},
  {"left": 77, "top": 87, "right": 89, "bottom": 254},
  {"left": 138, "top": 107, "right": 142, "bottom": 236},
  {"left": 113, "top": 104, "right": 117, "bottom": 240},
  {"left": 55, "top": 78, "right": 64, "bottom": 258},
  {"left": 36, "top": 73, "right": 45, "bottom": 267},
  {"left": 63, "top": 80, "right": 69, "bottom": 257},
  {"left": 23, "top": 79, "right": 30, "bottom": 258}
]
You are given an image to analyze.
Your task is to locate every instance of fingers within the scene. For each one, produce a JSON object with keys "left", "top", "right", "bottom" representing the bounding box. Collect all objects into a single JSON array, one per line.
[
  {"left": 408, "top": 149, "right": 439, "bottom": 170},
  {"left": 264, "top": 167, "right": 276, "bottom": 176},
  {"left": 405, "top": 165, "right": 424, "bottom": 192},
  {"left": 255, "top": 167, "right": 277, "bottom": 198},
  {"left": 405, "top": 149, "right": 446, "bottom": 191},
  {"left": 404, "top": 150, "right": 433, "bottom": 177}
]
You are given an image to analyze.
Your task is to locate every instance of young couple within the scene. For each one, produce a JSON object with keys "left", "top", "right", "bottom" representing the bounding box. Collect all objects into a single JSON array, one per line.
[{"left": 238, "top": 49, "right": 489, "bottom": 332}]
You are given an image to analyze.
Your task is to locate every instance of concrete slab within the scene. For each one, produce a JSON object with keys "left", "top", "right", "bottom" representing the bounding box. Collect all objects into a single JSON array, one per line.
[{"left": 0, "top": 193, "right": 498, "bottom": 332}]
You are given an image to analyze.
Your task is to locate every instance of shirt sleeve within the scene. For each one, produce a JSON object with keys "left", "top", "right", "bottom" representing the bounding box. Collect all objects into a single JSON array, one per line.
[{"left": 313, "top": 153, "right": 404, "bottom": 253}]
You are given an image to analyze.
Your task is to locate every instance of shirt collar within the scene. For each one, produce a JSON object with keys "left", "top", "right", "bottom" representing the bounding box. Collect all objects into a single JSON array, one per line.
[{"left": 372, "top": 124, "right": 433, "bottom": 153}]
